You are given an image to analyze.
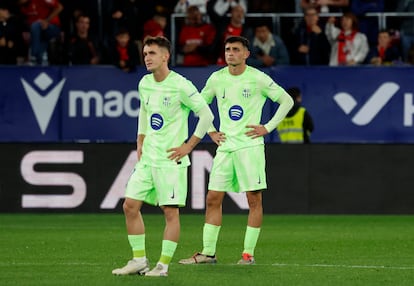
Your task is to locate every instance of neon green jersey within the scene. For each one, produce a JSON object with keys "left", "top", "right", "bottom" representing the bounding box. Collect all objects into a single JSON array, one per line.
[
  {"left": 201, "top": 65, "right": 285, "bottom": 152},
  {"left": 138, "top": 70, "right": 207, "bottom": 167}
]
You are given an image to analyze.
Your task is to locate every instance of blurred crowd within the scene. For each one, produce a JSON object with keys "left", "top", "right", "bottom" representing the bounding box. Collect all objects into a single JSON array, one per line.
[{"left": 0, "top": 0, "right": 413, "bottom": 71}]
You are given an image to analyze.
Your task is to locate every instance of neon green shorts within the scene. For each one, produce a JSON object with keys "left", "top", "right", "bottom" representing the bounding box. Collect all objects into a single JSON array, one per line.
[
  {"left": 208, "top": 145, "right": 267, "bottom": 193},
  {"left": 125, "top": 162, "right": 188, "bottom": 207}
]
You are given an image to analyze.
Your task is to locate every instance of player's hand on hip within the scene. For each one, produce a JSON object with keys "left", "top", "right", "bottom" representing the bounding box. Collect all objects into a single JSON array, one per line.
[
  {"left": 246, "top": 125, "right": 268, "bottom": 139},
  {"left": 209, "top": 131, "right": 226, "bottom": 146},
  {"left": 167, "top": 143, "right": 192, "bottom": 162}
]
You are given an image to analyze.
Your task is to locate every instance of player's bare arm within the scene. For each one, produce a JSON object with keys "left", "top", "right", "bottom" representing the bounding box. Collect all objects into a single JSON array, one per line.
[
  {"left": 136, "top": 134, "right": 145, "bottom": 161},
  {"left": 245, "top": 125, "right": 268, "bottom": 139},
  {"left": 167, "top": 135, "right": 201, "bottom": 162}
]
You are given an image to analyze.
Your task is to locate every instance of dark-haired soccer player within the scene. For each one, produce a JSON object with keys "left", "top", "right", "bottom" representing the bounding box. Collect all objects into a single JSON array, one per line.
[
  {"left": 179, "top": 36, "right": 293, "bottom": 265},
  {"left": 112, "top": 36, "right": 214, "bottom": 277}
]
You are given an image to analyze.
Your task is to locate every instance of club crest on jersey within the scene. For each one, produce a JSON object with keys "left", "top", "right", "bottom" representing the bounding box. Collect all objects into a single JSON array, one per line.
[
  {"left": 229, "top": 105, "right": 243, "bottom": 121},
  {"left": 151, "top": 113, "right": 164, "bottom": 130},
  {"left": 242, "top": 88, "right": 251, "bottom": 98},
  {"left": 163, "top": 96, "right": 171, "bottom": 106}
]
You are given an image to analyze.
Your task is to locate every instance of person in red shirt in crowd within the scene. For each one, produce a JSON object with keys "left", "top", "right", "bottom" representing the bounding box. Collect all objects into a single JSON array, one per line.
[
  {"left": 108, "top": 28, "right": 139, "bottom": 72},
  {"left": 366, "top": 29, "right": 402, "bottom": 66},
  {"left": 214, "top": 4, "right": 252, "bottom": 65},
  {"left": 18, "top": 0, "right": 63, "bottom": 65},
  {"left": 178, "top": 5, "right": 216, "bottom": 66},
  {"left": 142, "top": 13, "right": 167, "bottom": 43}
]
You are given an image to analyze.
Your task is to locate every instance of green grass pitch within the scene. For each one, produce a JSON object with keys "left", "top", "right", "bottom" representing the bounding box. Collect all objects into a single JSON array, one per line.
[{"left": 0, "top": 214, "right": 413, "bottom": 286}]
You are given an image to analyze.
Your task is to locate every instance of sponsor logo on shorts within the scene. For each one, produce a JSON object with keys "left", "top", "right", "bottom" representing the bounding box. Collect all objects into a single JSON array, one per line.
[
  {"left": 151, "top": 113, "right": 164, "bottom": 130},
  {"left": 229, "top": 105, "right": 243, "bottom": 121}
]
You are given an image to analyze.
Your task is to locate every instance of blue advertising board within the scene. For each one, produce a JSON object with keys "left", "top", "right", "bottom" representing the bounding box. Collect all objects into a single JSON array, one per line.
[{"left": 0, "top": 65, "right": 413, "bottom": 143}]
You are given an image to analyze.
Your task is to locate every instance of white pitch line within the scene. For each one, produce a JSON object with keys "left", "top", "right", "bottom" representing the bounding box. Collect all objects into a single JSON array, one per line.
[{"left": 272, "top": 263, "right": 414, "bottom": 270}]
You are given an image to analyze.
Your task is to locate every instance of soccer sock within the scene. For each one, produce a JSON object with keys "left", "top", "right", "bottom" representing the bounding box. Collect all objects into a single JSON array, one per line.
[
  {"left": 128, "top": 234, "right": 146, "bottom": 261},
  {"left": 243, "top": 226, "right": 261, "bottom": 256},
  {"left": 159, "top": 240, "right": 177, "bottom": 271},
  {"left": 201, "top": 223, "right": 221, "bottom": 256}
]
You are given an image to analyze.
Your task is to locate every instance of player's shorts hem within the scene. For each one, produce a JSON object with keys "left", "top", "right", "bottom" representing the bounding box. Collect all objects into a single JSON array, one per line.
[{"left": 207, "top": 187, "right": 267, "bottom": 193}]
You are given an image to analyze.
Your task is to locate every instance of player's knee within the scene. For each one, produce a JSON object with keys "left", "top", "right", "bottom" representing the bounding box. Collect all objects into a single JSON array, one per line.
[
  {"left": 247, "top": 192, "right": 262, "bottom": 209},
  {"left": 162, "top": 206, "right": 179, "bottom": 222},
  {"left": 123, "top": 199, "right": 138, "bottom": 216},
  {"left": 206, "top": 191, "right": 223, "bottom": 209}
]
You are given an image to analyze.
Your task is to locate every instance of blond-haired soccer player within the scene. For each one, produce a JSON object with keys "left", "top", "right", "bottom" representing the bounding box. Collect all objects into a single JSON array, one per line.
[
  {"left": 179, "top": 36, "right": 293, "bottom": 265},
  {"left": 112, "top": 36, "right": 214, "bottom": 277}
]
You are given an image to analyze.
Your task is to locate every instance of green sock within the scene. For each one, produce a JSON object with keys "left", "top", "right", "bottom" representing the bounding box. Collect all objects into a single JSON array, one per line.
[
  {"left": 159, "top": 240, "right": 177, "bottom": 265},
  {"left": 201, "top": 223, "right": 221, "bottom": 256},
  {"left": 243, "top": 226, "right": 261, "bottom": 256},
  {"left": 128, "top": 234, "right": 146, "bottom": 259}
]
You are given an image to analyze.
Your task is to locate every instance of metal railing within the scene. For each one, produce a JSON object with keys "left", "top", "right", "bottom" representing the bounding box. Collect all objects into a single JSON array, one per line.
[{"left": 170, "top": 12, "right": 414, "bottom": 66}]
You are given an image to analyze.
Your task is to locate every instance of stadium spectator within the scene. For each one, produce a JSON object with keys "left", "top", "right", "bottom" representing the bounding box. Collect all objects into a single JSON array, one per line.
[
  {"left": 291, "top": 7, "right": 330, "bottom": 65},
  {"left": 67, "top": 14, "right": 99, "bottom": 65},
  {"left": 174, "top": 0, "right": 208, "bottom": 14},
  {"left": 60, "top": 0, "right": 100, "bottom": 42},
  {"left": 0, "top": 4, "right": 25, "bottom": 64},
  {"left": 18, "top": 0, "right": 64, "bottom": 65},
  {"left": 214, "top": 4, "right": 252, "bottom": 65},
  {"left": 179, "top": 36, "right": 293, "bottom": 266},
  {"left": 396, "top": 0, "right": 414, "bottom": 62},
  {"left": 142, "top": 13, "right": 167, "bottom": 42},
  {"left": 112, "top": 36, "right": 214, "bottom": 277},
  {"left": 178, "top": 5, "right": 216, "bottom": 66},
  {"left": 365, "top": 29, "right": 402, "bottom": 65},
  {"left": 277, "top": 87, "right": 314, "bottom": 144},
  {"left": 325, "top": 12, "right": 369, "bottom": 66},
  {"left": 108, "top": 28, "right": 139, "bottom": 72},
  {"left": 247, "top": 23, "right": 290, "bottom": 67}
]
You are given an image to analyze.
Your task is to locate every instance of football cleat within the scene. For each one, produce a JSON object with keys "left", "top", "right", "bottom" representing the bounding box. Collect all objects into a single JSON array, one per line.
[
  {"left": 145, "top": 263, "right": 168, "bottom": 277},
  {"left": 178, "top": 252, "right": 217, "bottom": 264},
  {"left": 112, "top": 259, "right": 150, "bottom": 275},
  {"left": 237, "top": 253, "right": 255, "bottom": 265}
]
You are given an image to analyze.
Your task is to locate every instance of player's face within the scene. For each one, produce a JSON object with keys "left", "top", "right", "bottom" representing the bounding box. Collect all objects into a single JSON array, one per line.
[
  {"left": 143, "top": 44, "right": 169, "bottom": 72},
  {"left": 224, "top": 42, "right": 250, "bottom": 66}
]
